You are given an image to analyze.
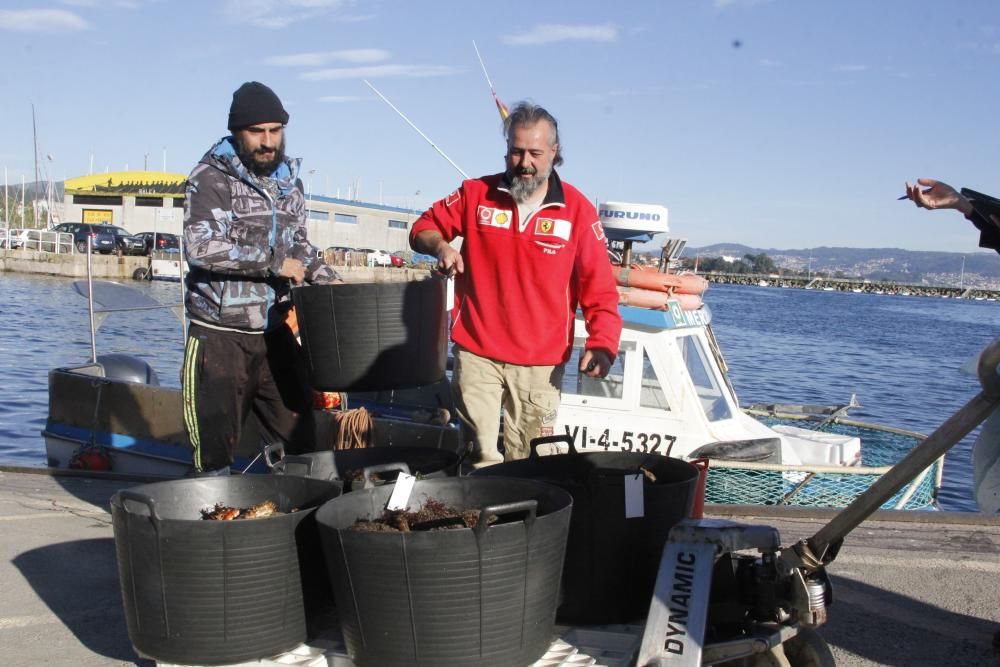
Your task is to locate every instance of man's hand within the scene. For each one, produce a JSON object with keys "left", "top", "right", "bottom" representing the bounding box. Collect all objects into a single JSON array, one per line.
[
  {"left": 278, "top": 258, "right": 306, "bottom": 284},
  {"left": 579, "top": 349, "right": 613, "bottom": 379},
  {"left": 905, "top": 178, "right": 974, "bottom": 216},
  {"left": 437, "top": 243, "right": 464, "bottom": 277},
  {"left": 414, "top": 230, "right": 463, "bottom": 277}
]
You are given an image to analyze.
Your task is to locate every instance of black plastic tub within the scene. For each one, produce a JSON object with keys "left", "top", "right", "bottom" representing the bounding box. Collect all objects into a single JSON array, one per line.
[
  {"left": 110, "top": 475, "right": 342, "bottom": 665},
  {"left": 315, "top": 477, "right": 572, "bottom": 667},
  {"left": 269, "top": 445, "right": 461, "bottom": 491},
  {"left": 292, "top": 279, "right": 448, "bottom": 391},
  {"left": 472, "top": 436, "right": 699, "bottom": 624}
]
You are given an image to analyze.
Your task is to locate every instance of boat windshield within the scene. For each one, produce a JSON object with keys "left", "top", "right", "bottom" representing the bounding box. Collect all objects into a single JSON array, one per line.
[{"left": 678, "top": 334, "right": 732, "bottom": 421}]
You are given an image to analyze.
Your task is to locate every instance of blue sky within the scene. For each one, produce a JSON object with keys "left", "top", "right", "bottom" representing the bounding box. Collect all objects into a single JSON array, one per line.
[{"left": 1, "top": 0, "right": 998, "bottom": 252}]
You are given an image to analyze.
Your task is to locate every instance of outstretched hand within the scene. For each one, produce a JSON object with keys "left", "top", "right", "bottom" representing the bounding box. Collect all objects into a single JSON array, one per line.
[{"left": 904, "top": 178, "right": 973, "bottom": 216}]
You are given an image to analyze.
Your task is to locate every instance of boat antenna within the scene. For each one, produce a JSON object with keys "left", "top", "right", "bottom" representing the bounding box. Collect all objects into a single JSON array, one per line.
[
  {"left": 472, "top": 40, "right": 510, "bottom": 121},
  {"left": 362, "top": 80, "right": 469, "bottom": 179}
]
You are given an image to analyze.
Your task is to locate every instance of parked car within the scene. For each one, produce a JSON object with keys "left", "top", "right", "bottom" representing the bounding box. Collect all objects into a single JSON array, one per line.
[
  {"left": 134, "top": 231, "right": 180, "bottom": 254},
  {"left": 52, "top": 222, "right": 117, "bottom": 254},
  {"left": 389, "top": 251, "right": 407, "bottom": 268},
  {"left": 106, "top": 226, "right": 146, "bottom": 256},
  {"left": 410, "top": 252, "right": 439, "bottom": 268},
  {"left": 358, "top": 248, "right": 392, "bottom": 267},
  {"left": 0, "top": 228, "right": 28, "bottom": 250}
]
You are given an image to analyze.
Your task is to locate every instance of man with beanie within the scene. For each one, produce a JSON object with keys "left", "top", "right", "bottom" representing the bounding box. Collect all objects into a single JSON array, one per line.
[{"left": 182, "top": 81, "right": 340, "bottom": 474}]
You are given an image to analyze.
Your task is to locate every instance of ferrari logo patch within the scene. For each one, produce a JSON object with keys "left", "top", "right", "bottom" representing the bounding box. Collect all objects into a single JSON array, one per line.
[{"left": 534, "top": 217, "right": 572, "bottom": 241}]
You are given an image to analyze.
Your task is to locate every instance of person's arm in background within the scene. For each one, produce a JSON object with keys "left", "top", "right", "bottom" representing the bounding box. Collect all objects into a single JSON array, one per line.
[{"left": 905, "top": 178, "right": 1000, "bottom": 252}]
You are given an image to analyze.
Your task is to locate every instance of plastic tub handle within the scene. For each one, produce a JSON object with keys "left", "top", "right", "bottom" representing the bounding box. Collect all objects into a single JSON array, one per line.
[
  {"left": 277, "top": 454, "right": 316, "bottom": 477},
  {"left": 117, "top": 489, "right": 161, "bottom": 526},
  {"left": 474, "top": 499, "right": 538, "bottom": 540},
  {"left": 362, "top": 462, "right": 412, "bottom": 488},
  {"left": 528, "top": 434, "right": 578, "bottom": 459},
  {"left": 262, "top": 442, "right": 285, "bottom": 469}
]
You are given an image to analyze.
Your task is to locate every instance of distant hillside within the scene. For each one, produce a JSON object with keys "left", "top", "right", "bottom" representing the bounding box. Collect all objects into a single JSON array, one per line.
[{"left": 679, "top": 243, "right": 1000, "bottom": 288}]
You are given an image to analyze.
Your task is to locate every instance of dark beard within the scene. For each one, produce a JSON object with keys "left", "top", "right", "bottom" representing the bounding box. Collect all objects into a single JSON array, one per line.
[
  {"left": 506, "top": 165, "right": 550, "bottom": 203},
  {"left": 234, "top": 136, "right": 286, "bottom": 177}
]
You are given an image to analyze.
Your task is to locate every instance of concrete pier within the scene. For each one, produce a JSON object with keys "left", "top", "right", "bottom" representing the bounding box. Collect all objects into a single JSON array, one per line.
[{"left": 1, "top": 468, "right": 997, "bottom": 666}]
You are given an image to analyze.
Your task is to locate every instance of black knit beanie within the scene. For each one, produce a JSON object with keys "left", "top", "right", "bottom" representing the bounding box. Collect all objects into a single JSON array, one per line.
[{"left": 227, "top": 81, "right": 289, "bottom": 131}]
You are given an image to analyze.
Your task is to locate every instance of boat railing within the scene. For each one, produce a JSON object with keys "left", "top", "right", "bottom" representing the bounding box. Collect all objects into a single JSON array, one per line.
[{"left": 1, "top": 228, "right": 73, "bottom": 254}]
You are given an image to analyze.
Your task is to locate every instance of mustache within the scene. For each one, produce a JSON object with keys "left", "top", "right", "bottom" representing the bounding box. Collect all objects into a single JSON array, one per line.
[{"left": 516, "top": 166, "right": 537, "bottom": 175}]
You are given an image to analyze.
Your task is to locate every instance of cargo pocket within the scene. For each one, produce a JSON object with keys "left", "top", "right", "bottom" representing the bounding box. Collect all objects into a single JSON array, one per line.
[{"left": 525, "top": 388, "right": 560, "bottom": 441}]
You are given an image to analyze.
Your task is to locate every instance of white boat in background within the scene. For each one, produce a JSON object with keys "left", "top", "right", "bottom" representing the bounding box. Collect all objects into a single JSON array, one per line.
[{"left": 549, "top": 203, "right": 937, "bottom": 509}]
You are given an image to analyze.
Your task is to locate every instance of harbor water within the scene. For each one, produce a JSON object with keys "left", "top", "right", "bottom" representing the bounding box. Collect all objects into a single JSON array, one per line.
[{"left": 0, "top": 273, "right": 995, "bottom": 512}]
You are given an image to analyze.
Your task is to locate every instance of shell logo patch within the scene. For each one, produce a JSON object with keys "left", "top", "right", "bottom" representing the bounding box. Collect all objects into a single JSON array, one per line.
[
  {"left": 535, "top": 217, "right": 572, "bottom": 241},
  {"left": 477, "top": 205, "right": 513, "bottom": 228}
]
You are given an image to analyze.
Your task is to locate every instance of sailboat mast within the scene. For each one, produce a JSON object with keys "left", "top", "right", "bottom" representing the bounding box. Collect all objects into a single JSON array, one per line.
[{"left": 32, "top": 104, "right": 39, "bottom": 228}]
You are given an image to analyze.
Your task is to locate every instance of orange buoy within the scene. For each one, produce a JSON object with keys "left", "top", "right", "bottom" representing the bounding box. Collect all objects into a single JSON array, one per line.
[
  {"left": 611, "top": 265, "right": 708, "bottom": 296},
  {"left": 617, "top": 287, "right": 703, "bottom": 311}
]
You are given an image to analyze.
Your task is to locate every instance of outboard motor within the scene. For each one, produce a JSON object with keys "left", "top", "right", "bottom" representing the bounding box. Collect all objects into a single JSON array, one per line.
[{"left": 96, "top": 353, "right": 160, "bottom": 385}]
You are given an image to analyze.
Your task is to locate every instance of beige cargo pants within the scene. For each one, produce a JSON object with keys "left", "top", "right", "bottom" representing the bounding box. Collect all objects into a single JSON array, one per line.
[{"left": 452, "top": 345, "right": 564, "bottom": 468}]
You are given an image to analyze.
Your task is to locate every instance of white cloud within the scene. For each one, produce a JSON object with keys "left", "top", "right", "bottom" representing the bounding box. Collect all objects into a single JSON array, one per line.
[
  {"left": 832, "top": 64, "right": 868, "bottom": 72},
  {"left": 757, "top": 58, "right": 782, "bottom": 67},
  {"left": 0, "top": 9, "right": 88, "bottom": 32},
  {"left": 502, "top": 24, "right": 617, "bottom": 46},
  {"left": 265, "top": 49, "right": 390, "bottom": 67},
  {"left": 301, "top": 64, "right": 460, "bottom": 80},
  {"left": 222, "top": 0, "right": 350, "bottom": 29},
  {"left": 319, "top": 95, "right": 366, "bottom": 103}
]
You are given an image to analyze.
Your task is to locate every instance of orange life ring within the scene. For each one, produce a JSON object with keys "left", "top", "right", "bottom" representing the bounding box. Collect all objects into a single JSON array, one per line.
[
  {"left": 617, "top": 287, "right": 703, "bottom": 311},
  {"left": 611, "top": 265, "right": 708, "bottom": 296}
]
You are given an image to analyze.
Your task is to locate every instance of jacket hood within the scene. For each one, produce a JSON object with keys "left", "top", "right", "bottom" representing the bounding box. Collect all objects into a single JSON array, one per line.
[{"left": 201, "top": 137, "right": 302, "bottom": 196}]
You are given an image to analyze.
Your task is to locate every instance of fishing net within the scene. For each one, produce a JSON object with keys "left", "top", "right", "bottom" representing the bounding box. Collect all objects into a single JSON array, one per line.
[{"left": 704, "top": 418, "right": 939, "bottom": 510}]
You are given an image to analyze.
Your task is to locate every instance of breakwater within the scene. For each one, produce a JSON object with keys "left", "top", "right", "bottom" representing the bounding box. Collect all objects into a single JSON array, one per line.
[
  {"left": 0, "top": 249, "right": 423, "bottom": 283},
  {"left": 705, "top": 272, "right": 998, "bottom": 299}
]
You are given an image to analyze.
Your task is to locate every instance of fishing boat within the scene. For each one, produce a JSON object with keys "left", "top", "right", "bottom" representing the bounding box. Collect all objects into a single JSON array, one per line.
[
  {"left": 547, "top": 202, "right": 937, "bottom": 510},
  {"left": 43, "top": 201, "right": 938, "bottom": 508},
  {"left": 42, "top": 274, "right": 462, "bottom": 477}
]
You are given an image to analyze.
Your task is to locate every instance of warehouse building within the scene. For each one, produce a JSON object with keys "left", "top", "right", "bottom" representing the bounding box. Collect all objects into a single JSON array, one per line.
[{"left": 59, "top": 171, "right": 420, "bottom": 254}]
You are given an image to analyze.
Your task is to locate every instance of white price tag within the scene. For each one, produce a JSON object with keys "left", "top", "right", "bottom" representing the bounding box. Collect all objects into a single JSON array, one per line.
[
  {"left": 386, "top": 472, "right": 417, "bottom": 511},
  {"left": 625, "top": 474, "right": 645, "bottom": 519},
  {"left": 446, "top": 276, "right": 455, "bottom": 311}
]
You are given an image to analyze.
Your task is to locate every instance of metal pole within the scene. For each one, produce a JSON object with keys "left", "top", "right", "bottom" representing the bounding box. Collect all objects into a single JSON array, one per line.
[
  {"left": 805, "top": 337, "right": 1000, "bottom": 563},
  {"left": 86, "top": 236, "right": 97, "bottom": 363},
  {"left": 363, "top": 80, "right": 469, "bottom": 180}
]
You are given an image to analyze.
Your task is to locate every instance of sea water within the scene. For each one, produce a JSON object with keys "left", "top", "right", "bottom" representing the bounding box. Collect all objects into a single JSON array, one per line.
[{"left": 1, "top": 273, "right": 995, "bottom": 511}]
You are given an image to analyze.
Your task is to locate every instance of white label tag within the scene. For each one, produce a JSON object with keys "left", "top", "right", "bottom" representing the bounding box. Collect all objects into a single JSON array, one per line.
[
  {"left": 625, "top": 474, "right": 644, "bottom": 519},
  {"left": 446, "top": 276, "right": 455, "bottom": 311},
  {"left": 386, "top": 472, "right": 416, "bottom": 511}
]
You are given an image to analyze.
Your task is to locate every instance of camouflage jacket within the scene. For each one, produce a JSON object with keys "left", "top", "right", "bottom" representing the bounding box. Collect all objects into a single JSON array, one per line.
[{"left": 183, "top": 137, "right": 339, "bottom": 332}]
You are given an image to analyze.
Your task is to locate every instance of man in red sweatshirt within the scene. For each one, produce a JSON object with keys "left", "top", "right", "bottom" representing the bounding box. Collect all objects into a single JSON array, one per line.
[{"left": 410, "top": 101, "right": 622, "bottom": 467}]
